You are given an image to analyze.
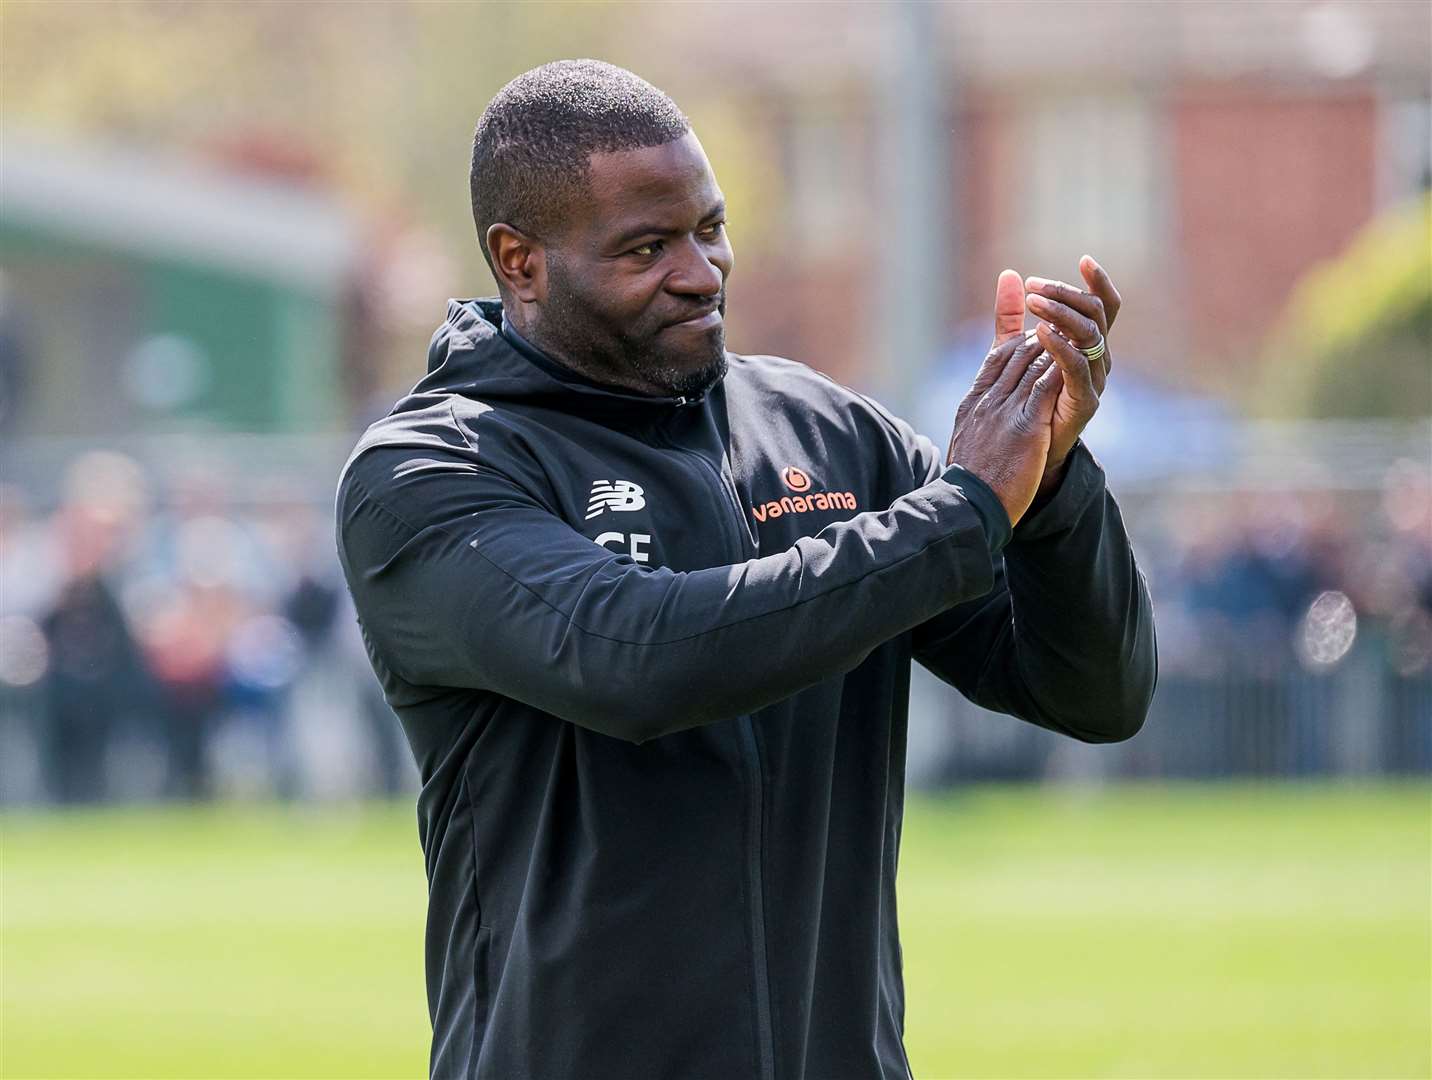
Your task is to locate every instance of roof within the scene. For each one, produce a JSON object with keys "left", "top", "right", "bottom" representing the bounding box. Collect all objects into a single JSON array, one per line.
[{"left": 1, "top": 129, "right": 360, "bottom": 296}]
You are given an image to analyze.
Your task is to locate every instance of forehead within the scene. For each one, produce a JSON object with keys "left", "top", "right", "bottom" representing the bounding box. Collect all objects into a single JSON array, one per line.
[{"left": 577, "top": 132, "right": 722, "bottom": 236}]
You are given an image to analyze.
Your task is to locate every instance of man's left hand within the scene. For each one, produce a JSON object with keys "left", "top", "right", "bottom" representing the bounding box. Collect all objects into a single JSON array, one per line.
[{"left": 1023, "top": 256, "right": 1121, "bottom": 499}]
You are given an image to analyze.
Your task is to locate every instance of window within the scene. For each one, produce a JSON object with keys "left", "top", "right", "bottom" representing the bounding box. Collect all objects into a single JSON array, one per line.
[{"left": 1019, "top": 97, "right": 1165, "bottom": 272}]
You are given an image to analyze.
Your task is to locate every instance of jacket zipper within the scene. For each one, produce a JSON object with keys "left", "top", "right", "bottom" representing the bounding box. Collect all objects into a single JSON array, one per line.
[{"left": 660, "top": 412, "right": 777, "bottom": 1080}]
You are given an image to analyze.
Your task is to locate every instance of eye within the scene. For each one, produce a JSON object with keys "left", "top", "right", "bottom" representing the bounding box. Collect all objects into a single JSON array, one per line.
[
  {"left": 629, "top": 240, "right": 662, "bottom": 257},
  {"left": 700, "top": 221, "right": 726, "bottom": 240}
]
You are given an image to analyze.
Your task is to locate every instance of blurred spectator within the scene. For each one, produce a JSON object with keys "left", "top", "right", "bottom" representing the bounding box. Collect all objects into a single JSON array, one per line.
[
  {"left": 41, "top": 575, "right": 147, "bottom": 802},
  {"left": 37, "top": 454, "right": 152, "bottom": 803},
  {"left": 140, "top": 578, "right": 240, "bottom": 800}
]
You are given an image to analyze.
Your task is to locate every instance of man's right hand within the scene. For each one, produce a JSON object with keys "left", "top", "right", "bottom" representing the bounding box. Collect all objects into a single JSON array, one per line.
[{"left": 945, "top": 327, "right": 1060, "bottom": 529}]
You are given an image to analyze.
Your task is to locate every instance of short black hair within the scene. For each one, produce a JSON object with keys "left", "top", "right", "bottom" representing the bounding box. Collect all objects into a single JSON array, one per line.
[{"left": 470, "top": 60, "right": 691, "bottom": 274}]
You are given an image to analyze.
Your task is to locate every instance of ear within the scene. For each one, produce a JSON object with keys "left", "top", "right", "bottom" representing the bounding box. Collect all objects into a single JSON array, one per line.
[{"left": 486, "top": 223, "right": 547, "bottom": 304}]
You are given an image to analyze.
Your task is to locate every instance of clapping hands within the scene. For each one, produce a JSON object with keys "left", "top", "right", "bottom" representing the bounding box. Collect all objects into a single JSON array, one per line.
[{"left": 947, "top": 258, "right": 1120, "bottom": 523}]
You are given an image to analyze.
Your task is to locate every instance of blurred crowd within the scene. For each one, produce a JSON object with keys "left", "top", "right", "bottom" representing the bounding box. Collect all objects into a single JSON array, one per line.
[
  {"left": 1123, "top": 466, "right": 1432, "bottom": 778},
  {"left": 1139, "top": 460, "right": 1432, "bottom": 683},
  {"left": 1, "top": 448, "right": 1429, "bottom": 806},
  {"left": 0, "top": 451, "right": 411, "bottom": 806}
]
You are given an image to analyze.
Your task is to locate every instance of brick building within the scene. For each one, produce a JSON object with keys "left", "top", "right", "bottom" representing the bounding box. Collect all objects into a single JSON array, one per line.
[{"left": 656, "top": 1, "right": 1431, "bottom": 396}]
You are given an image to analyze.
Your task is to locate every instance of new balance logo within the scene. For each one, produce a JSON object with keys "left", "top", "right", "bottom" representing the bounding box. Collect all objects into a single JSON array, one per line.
[{"left": 585, "top": 480, "right": 646, "bottom": 520}]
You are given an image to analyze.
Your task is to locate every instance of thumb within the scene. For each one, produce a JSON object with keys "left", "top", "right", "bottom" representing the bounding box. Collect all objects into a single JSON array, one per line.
[{"left": 992, "top": 269, "right": 1025, "bottom": 345}]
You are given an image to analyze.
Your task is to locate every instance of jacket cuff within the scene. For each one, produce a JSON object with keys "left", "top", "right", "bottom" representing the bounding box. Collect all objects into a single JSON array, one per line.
[
  {"left": 939, "top": 464, "right": 1012, "bottom": 556},
  {"left": 1011, "top": 440, "right": 1103, "bottom": 543}
]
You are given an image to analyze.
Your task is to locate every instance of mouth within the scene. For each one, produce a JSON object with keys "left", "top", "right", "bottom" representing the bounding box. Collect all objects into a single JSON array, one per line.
[{"left": 664, "top": 301, "right": 724, "bottom": 332}]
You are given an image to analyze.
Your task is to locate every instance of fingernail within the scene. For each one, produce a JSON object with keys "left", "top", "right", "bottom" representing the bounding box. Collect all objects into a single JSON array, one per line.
[
  {"left": 1025, "top": 276, "right": 1049, "bottom": 290},
  {"left": 1028, "top": 294, "right": 1049, "bottom": 310}
]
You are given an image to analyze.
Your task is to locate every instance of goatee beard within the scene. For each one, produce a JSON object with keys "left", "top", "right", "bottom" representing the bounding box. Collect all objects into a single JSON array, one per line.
[{"left": 626, "top": 340, "right": 729, "bottom": 398}]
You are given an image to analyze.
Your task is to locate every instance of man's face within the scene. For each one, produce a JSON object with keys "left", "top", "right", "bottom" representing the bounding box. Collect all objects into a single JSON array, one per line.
[{"left": 535, "top": 131, "right": 734, "bottom": 398}]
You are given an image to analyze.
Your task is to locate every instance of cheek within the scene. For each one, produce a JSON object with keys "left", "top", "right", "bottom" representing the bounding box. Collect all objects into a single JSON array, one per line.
[
  {"left": 713, "top": 238, "right": 735, "bottom": 278},
  {"left": 614, "top": 276, "right": 663, "bottom": 316},
  {"left": 601, "top": 275, "right": 669, "bottom": 331},
  {"left": 556, "top": 265, "right": 643, "bottom": 327},
  {"left": 579, "top": 261, "right": 649, "bottom": 312}
]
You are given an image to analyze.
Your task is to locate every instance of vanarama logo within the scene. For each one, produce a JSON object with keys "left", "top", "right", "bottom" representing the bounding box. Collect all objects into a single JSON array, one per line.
[{"left": 751, "top": 466, "right": 858, "bottom": 523}]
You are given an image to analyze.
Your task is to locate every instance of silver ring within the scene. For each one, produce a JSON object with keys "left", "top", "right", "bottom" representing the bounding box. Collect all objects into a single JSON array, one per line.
[{"left": 1079, "top": 335, "right": 1107, "bottom": 364}]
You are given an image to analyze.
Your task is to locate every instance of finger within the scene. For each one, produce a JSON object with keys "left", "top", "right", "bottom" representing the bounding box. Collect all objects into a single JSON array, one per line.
[
  {"left": 1078, "top": 255, "right": 1121, "bottom": 330},
  {"left": 1089, "top": 357, "right": 1109, "bottom": 397},
  {"left": 968, "top": 331, "right": 1025, "bottom": 398},
  {"left": 1025, "top": 361, "right": 1063, "bottom": 423},
  {"left": 1024, "top": 276, "right": 1107, "bottom": 336},
  {"left": 1014, "top": 348, "right": 1053, "bottom": 397},
  {"left": 992, "top": 269, "right": 1025, "bottom": 345},
  {"left": 1025, "top": 293, "right": 1101, "bottom": 350},
  {"left": 955, "top": 334, "right": 1024, "bottom": 429},
  {"left": 990, "top": 332, "right": 1045, "bottom": 400},
  {"left": 1090, "top": 341, "right": 1111, "bottom": 394},
  {"left": 1036, "top": 321, "right": 1098, "bottom": 407}
]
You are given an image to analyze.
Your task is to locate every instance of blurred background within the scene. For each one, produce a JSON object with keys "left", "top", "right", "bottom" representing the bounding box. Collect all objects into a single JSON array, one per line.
[{"left": 2, "top": 2, "right": 1428, "bottom": 1078}]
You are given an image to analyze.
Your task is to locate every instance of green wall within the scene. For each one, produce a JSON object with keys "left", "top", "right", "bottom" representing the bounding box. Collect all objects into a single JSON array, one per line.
[{"left": 0, "top": 220, "right": 342, "bottom": 435}]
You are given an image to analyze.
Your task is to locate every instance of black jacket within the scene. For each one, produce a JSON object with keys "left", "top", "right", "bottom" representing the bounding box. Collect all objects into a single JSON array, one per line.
[{"left": 335, "top": 298, "right": 1157, "bottom": 1080}]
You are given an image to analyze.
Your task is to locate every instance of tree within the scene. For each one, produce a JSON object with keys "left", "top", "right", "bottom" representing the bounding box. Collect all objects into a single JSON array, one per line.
[{"left": 1259, "top": 194, "right": 1431, "bottom": 419}]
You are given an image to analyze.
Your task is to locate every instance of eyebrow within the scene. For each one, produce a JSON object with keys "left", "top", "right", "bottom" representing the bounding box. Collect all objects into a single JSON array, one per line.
[{"left": 609, "top": 200, "right": 726, "bottom": 250}]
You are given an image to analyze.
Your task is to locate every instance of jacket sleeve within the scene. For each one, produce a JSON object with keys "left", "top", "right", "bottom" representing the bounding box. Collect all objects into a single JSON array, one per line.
[
  {"left": 335, "top": 445, "right": 1012, "bottom": 744},
  {"left": 909, "top": 437, "right": 1159, "bottom": 742}
]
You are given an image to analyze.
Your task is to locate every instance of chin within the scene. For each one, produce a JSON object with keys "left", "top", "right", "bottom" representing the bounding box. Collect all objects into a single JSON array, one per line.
[{"left": 646, "top": 345, "right": 728, "bottom": 398}]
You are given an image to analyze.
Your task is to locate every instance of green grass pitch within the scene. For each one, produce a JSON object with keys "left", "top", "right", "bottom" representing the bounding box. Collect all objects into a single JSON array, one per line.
[{"left": 3, "top": 783, "right": 1429, "bottom": 1078}]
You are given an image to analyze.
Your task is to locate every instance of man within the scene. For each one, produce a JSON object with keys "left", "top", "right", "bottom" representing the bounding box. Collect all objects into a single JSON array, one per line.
[{"left": 337, "top": 60, "right": 1156, "bottom": 1080}]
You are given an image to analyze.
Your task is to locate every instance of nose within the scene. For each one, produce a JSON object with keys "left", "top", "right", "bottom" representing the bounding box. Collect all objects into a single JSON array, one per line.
[{"left": 667, "top": 235, "right": 725, "bottom": 298}]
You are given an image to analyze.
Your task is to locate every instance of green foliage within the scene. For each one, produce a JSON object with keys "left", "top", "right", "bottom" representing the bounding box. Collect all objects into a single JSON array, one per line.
[
  {"left": 4, "top": 784, "right": 1429, "bottom": 1078},
  {"left": 1259, "top": 194, "right": 1432, "bottom": 418}
]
